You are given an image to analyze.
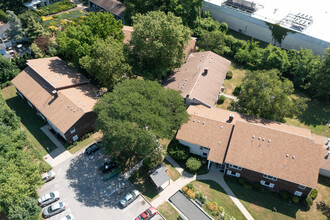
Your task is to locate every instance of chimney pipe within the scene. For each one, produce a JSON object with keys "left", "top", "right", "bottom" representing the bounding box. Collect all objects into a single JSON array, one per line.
[
  {"left": 204, "top": 67, "right": 208, "bottom": 75},
  {"left": 229, "top": 113, "right": 234, "bottom": 122},
  {"left": 52, "top": 90, "right": 58, "bottom": 98}
]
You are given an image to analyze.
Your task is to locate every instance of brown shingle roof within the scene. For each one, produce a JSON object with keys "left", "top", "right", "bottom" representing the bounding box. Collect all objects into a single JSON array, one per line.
[
  {"left": 90, "top": 0, "right": 126, "bottom": 17},
  {"left": 176, "top": 115, "right": 233, "bottom": 164},
  {"left": 27, "top": 57, "right": 90, "bottom": 90},
  {"left": 227, "top": 121, "right": 323, "bottom": 188},
  {"left": 163, "top": 52, "right": 231, "bottom": 107},
  {"left": 11, "top": 59, "right": 98, "bottom": 134},
  {"left": 177, "top": 105, "right": 323, "bottom": 188}
]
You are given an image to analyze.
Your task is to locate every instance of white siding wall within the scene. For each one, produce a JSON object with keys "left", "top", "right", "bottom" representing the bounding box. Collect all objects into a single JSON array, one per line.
[
  {"left": 202, "top": 2, "right": 329, "bottom": 55},
  {"left": 178, "top": 140, "right": 210, "bottom": 157},
  {"left": 160, "top": 180, "right": 170, "bottom": 190}
]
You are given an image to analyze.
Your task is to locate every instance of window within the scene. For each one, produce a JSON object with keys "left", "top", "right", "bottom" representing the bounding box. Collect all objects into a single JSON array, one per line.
[
  {"left": 200, "top": 146, "right": 203, "bottom": 150},
  {"left": 27, "top": 101, "right": 33, "bottom": 108},
  {"left": 298, "top": 185, "right": 306, "bottom": 190},
  {"left": 227, "top": 170, "right": 240, "bottom": 177},
  {"left": 294, "top": 191, "right": 302, "bottom": 197},
  {"left": 72, "top": 135, "right": 78, "bottom": 142},
  {"left": 70, "top": 127, "right": 76, "bottom": 134},
  {"left": 260, "top": 180, "right": 275, "bottom": 188},
  {"left": 228, "top": 164, "right": 242, "bottom": 170},
  {"left": 263, "top": 174, "right": 277, "bottom": 181},
  {"left": 202, "top": 152, "right": 207, "bottom": 157}
]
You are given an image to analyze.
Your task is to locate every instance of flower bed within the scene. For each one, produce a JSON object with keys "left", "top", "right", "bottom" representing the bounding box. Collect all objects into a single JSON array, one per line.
[{"left": 37, "top": 0, "right": 77, "bottom": 16}]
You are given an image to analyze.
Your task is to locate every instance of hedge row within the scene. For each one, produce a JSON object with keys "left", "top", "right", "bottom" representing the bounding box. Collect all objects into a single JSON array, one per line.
[{"left": 36, "top": 0, "right": 77, "bottom": 16}]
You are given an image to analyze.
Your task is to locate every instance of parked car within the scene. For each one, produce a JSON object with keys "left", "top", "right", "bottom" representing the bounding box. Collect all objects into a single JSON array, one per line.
[
  {"left": 99, "top": 161, "right": 117, "bottom": 174},
  {"left": 42, "top": 170, "right": 55, "bottom": 182},
  {"left": 60, "top": 214, "right": 74, "bottom": 220},
  {"left": 38, "top": 191, "right": 60, "bottom": 207},
  {"left": 119, "top": 189, "right": 140, "bottom": 207},
  {"left": 85, "top": 142, "right": 101, "bottom": 155},
  {"left": 135, "top": 207, "right": 158, "bottom": 220},
  {"left": 42, "top": 201, "right": 66, "bottom": 218}
]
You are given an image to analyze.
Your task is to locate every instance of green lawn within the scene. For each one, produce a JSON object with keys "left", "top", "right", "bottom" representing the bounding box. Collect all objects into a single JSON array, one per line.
[
  {"left": 223, "top": 62, "right": 247, "bottom": 96},
  {"left": 129, "top": 173, "right": 159, "bottom": 202},
  {"left": 67, "top": 131, "right": 102, "bottom": 154},
  {"left": 163, "top": 159, "right": 181, "bottom": 181},
  {"left": 2, "top": 86, "right": 57, "bottom": 155},
  {"left": 224, "top": 176, "right": 330, "bottom": 220},
  {"left": 43, "top": 10, "right": 87, "bottom": 27},
  {"left": 191, "top": 180, "right": 246, "bottom": 220},
  {"left": 157, "top": 202, "right": 180, "bottom": 220}
]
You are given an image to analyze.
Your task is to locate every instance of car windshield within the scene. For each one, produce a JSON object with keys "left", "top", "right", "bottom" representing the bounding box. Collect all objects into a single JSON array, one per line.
[
  {"left": 66, "top": 215, "right": 71, "bottom": 220},
  {"left": 50, "top": 192, "right": 55, "bottom": 198},
  {"left": 147, "top": 210, "right": 152, "bottom": 215},
  {"left": 47, "top": 171, "right": 52, "bottom": 176}
]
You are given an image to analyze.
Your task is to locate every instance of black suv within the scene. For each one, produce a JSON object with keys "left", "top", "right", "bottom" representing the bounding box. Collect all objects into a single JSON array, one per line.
[
  {"left": 85, "top": 142, "right": 101, "bottom": 155},
  {"left": 99, "top": 161, "right": 117, "bottom": 173}
]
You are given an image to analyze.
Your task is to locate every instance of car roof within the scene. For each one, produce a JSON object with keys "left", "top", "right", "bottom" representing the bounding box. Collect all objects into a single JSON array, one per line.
[
  {"left": 148, "top": 207, "right": 157, "bottom": 214},
  {"left": 51, "top": 202, "right": 64, "bottom": 210},
  {"left": 125, "top": 193, "right": 133, "bottom": 200}
]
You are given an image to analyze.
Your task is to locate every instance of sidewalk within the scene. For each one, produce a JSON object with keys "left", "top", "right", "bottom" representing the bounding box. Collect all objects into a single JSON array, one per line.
[
  {"left": 41, "top": 125, "right": 72, "bottom": 167},
  {"left": 221, "top": 93, "right": 238, "bottom": 101},
  {"left": 151, "top": 156, "right": 254, "bottom": 220}
]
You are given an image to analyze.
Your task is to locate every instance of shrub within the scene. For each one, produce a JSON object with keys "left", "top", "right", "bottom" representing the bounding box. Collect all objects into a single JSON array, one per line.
[
  {"left": 217, "top": 95, "right": 226, "bottom": 104},
  {"left": 226, "top": 70, "right": 233, "bottom": 79},
  {"left": 186, "top": 188, "right": 196, "bottom": 199},
  {"left": 233, "top": 85, "right": 242, "bottom": 96},
  {"left": 309, "top": 189, "right": 318, "bottom": 200},
  {"left": 206, "top": 201, "right": 218, "bottom": 212},
  {"left": 131, "top": 169, "right": 139, "bottom": 180},
  {"left": 280, "top": 191, "right": 290, "bottom": 201},
  {"left": 219, "top": 206, "right": 224, "bottom": 212},
  {"left": 305, "top": 196, "right": 313, "bottom": 207},
  {"left": 196, "top": 192, "right": 205, "bottom": 203},
  {"left": 0, "top": 10, "right": 7, "bottom": 22},
  {"left": 52, "top": 15, "right": 58, "bottom": 18},
  {"left": 253, "top": 182, "right": 261, "bottom": 191},
  {"left": 168, "top": 140, "right": 190, "bottom": 161},
  {"left": 186, "top": 157, "right": 202, "bottom": 171},
  {"left": 212, "top": 211, "right": 220, "bottom": 216},
  {"left": 244, "top": 183, "right": 253, "bottom": 189},
  {"left": 238, "top": 177, "right": 245, "bottom": 185},
  {"left": 182, "top": 186, "right": 188, "bottom": 192},
  {"left": 292, "top": 196, "right": 299, "bottom": 203},
  {"left": 187, "top": 183, "right": 194, "bottom": 189}
]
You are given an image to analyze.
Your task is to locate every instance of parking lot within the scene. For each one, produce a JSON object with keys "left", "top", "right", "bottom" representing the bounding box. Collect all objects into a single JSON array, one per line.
[{"left": 39, "top": 149, "right": 151, "bottom": 220}]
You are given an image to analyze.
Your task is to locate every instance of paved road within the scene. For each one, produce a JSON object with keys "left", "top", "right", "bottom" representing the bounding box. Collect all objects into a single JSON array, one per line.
[{"left": 38, "top": 149, "right": 150, "bottom": 220}]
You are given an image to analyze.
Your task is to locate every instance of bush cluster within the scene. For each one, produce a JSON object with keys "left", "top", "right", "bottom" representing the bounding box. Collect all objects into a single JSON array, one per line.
[
  {"left": 182, "top": 184, "right": 196, "bottom": 199},
  {"left": 217, "top": 95, "right": 226, "bottom": 104},
  {"left": 233, "top": 85, "right": 242, "bottom": 96},
  {"left": 37, "top": 0, "right": 77, "bottom": 16},
  {"left": 186, "top": 157, "right": 202, "bottom": 171},
  {"left": 309, "top": 189, "right": 318, "bottom": 200},
  {"left": 206, "top": 201, "right": 218, "bottom": 212},
  {"left": 238, "top": 177, "right": 245, "bottom": 185},
  {"left": 226, "top": 70, "right": 233, "bottom": 79},
  {"left": 167, "top": 139, "right": 190, "bottom": 161}
]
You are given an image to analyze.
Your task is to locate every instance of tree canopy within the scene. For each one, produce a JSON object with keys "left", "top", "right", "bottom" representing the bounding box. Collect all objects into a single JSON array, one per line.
[
  {"left": 57, "top": 12, "right": 124, "bottom": 65},
  {"left": 129, "top": 11, "right": 191, "bottom": 79},
  {"left": 6, "top": 10, "right": 25, "bottom": 41},
  {"left": 94, "top": 79, "right": 189, "bottom": 168},
  {"left": 80, "top": 38, "right": 131, "bottom": 90},
  {"left": 0, "top": 56, "right": 20, "bottom": 85},
  {"left": 230, "top": 69, "right": 299, "bottom": 122}
]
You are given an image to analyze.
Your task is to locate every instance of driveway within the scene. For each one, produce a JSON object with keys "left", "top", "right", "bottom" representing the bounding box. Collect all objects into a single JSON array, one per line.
[{"left": 38, "top": 149, "right": 150, "bottom": 220}]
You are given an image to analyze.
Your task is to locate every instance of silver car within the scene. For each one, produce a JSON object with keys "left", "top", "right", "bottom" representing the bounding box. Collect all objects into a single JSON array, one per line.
[
  {"left": 120, "top": 189, "right": 140, "bottom": 207},
  {"left": 38, "top": 191, "right": 60, "bottom": 207},
  {"left": 42, "top": 170, "right": 55, "bottom": 182},
  {"left": 42, "top": 201, "right": 66, "bottom": 218}
]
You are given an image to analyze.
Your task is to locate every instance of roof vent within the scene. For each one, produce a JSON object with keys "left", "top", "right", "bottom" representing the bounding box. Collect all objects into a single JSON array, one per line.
[
  {"left": 218, "top": 141, "right": 221, "bottom": 144},
  {"left": 262, "top": 138, "right": 265, "bottom": 141},
  {"left": 292, "top": 155, "right": 295, "bottom": 159},
  {"left": 198, "top": 120, "right": 200, "bottom": 123},
  {"left": 52, "top": 90, "right": 58, "bottom": 98},
  {"left": 228, "top": 113, "right": 234, "bottom": 122},
  {"left": 203, "top": 67, "right": 208, "bottom": 76},
  {"left": 252, "top": 135, "right": 255, "bottom": 139},
  {"left": 258, "top": 137, "right": 261, "bottom": 140},
  {"left": 286, "top": 154, "right": 289, "bottom": 157},
  {"left": 193, "top": 119, "right": 195, "bottom": 122},
  {"left": 68, "top": 105, "right": 70, "bottom": 108},
  {"left": 268, "top": 139, "right": 271, "bottom": 143},
  {"left": 220, "top": 126, "right": 223, "bottom": 129},
  {"left": 202, "top": 121, "right": 205, "bottom": 125}
]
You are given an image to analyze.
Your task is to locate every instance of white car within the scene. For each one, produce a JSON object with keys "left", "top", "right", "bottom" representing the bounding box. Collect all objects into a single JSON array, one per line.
[
  {"left": 42, "top": 201, "right": 66, "bottom": 218},
  {"left": 38, "top": 191, "right": 60, "bottom": 207},
  {"left": 42, "top": 170, "right": 55, "bottom": 182},
  {"left": 120, "top": 189, "right": 140, "bottom": 207},
  {"left": 60, "top": 214, "right": 74, "bottom": 220}
]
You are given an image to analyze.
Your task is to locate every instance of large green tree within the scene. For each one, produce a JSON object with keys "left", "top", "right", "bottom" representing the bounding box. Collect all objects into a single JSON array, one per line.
[
  {"left": 129, "top": 11, "right": 191, "bottom": 79},
  {"left": 94, "top": 79, "right": 189, "bottom": 168},
  {"left": 5, "top": 10, "right": 25, "bottom": 41},
  {"left": 80, "top": 38, "right": 131, "bottom": 90},
  {"left": 57, "top": 12, "right": 123, "bottom": 64},
  {"left": 231, "top": 69, "right": 299, "bottom": 122},
  {"left": 0, "top": 56, "right": 20, "bottom": 84},
  {"left": 0, "top": 0, "right": 29, "bottom": 13},
  {"left": 169, "top": 0, "right": 203, "bottom": 27},
  {"left": 19, "top": 10, "right": 47, "bottom": 40}
]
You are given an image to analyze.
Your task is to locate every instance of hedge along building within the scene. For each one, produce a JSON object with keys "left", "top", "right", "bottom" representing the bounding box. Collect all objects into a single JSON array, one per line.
[
  {"left": 176, "top": 105, "right": 324, "bottom": 197},
  {"left": 202, "top": 0, "right": 330, "bottom": 55},
  {"left": 11, "top": 57, "right": 98, "bottom": 143}
]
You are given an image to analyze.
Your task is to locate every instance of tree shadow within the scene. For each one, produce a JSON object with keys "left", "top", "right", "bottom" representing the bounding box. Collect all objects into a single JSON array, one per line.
[
  {"left": 296, "top": 99, "right": 330, "bottom": 126},
  {"left": 65, "top": 150, "right": 130, "bottom": 208},
  {"left": 316, "top": 201, "right": 330, "bottom": 218}
]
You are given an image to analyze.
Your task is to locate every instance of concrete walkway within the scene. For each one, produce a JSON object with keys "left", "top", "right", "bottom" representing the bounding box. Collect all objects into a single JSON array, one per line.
[
  {"left": 221, "top": 93, "right": 238, "bottom": 101},
  {"left": 151, "top": 156, "right": 254, "bottom": 220},
  {"left": 41, "top": 125, "right": 72, "bottom": 167}
]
